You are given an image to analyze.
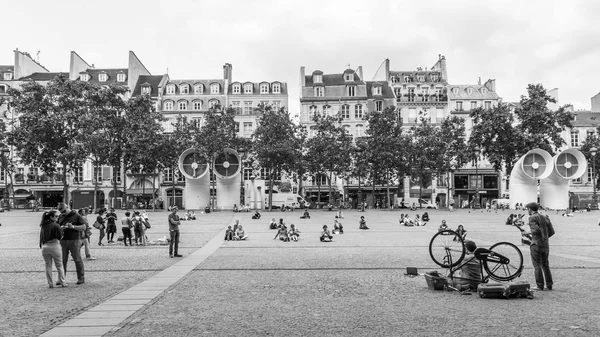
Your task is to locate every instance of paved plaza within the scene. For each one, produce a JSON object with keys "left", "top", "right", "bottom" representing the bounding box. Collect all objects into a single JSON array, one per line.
[{"left": 1, "top": 207, "right": 599, "bottom": 336}]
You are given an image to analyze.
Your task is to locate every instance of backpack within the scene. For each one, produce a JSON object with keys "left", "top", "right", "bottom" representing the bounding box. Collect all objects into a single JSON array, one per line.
[
  {"left": 134, "top": 217, "right": 144, "bottom": 230},
  {"left": 144, "top": 220, "right": 151, "bottom": 229}
]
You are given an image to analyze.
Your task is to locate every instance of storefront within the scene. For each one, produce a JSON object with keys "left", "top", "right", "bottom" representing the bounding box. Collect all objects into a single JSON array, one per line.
[
  {"left": 452, "top": 169, "right": 500, "bottom": 209},
  {"left": 346, "top": 185, "right": 400, "bottom": 209}
]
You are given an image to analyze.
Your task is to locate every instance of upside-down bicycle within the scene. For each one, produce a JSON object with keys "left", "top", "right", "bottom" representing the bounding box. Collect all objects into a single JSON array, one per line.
[{"left": 428, "top": 223, "right": 525, "bottom": 284}]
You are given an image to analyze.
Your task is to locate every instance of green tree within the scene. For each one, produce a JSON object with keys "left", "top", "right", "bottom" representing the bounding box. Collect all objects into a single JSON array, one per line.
[
  {"left": 4, "top": 75, "right": 92, "bottom": 204},
  {"left": 580, "top": 133, "right": 600, "bottom": 191},
  {"left": 364, "top": 106, "right": 406, "bottom": 209},
  {"left": 436, "top": 116, "right": 468, "bottom": 206},
  {"left": 305, "top": 114, "right": 353, "bottom": 206},
  {"left": 406, "top": 120, "right": 441, "bottom": 208},
  {"left": 196, "top": 105, "right": 239, "bottom": 211},
  {"left": 253, "top": 104, "right": 301, "bottom": 211},
  {"left": 122, "top": 95, "right": 165, "bottom": 209}
]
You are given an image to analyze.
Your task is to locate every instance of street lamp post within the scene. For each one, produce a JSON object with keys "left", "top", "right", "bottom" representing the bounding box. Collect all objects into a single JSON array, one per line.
[
  {"left": 591, "top": 147, "right": 597, "bottom": 209},
  {"left": 474, "top": 147, "right": 480, "bottom": 209},
  {"left": 238, "top": 148, "right": 247, "bottom": 207},
  {"left": 1, "top": 147, "right": 10, "bottom": 211}
]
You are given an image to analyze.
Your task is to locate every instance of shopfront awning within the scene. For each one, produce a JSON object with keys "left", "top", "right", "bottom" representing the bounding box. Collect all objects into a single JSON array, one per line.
[{"left": 126, "top": 189, "right": 158, "bottom": 196}]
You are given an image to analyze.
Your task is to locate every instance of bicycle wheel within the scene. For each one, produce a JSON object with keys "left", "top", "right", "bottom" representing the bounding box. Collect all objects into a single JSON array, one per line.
[
  {"left": 429, "top": 230, "right": 465, "bottom": 268},
  {"left": 484, "top": 242, "right": 524, "bottom": 281}
]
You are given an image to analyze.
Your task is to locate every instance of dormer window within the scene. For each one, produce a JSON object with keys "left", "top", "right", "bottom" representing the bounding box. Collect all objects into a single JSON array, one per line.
[
  {"left": 347, "top": 86, "right": 356, "bottom": 97},
  {"left": 98, "top": 73, "right": 108, "bottom": 82},
  {"left": 3, "top": 73, "right": 13, "bottom": 80},
  {"left": 194, "top": 84, "right": 203, "bottom": 94},
  {"left": 210, "top": 84, "right": 220, "bottom": 94},
  {"left": 313, "top": 74, "right": 323, "bottom": 83},
  {"left": 344, "top": 73, "right": 353, "bottom": 82},
  {"left": 315, "top": 87, "right": 324, "bottom": 97},
  {"left": 467, "top": 88, "right": 473, "bottom": 94},
  {"left": 166, "top": 84, "right": 175, "bottom": 94},
  {"left": 431, "top": 74, "right": 439, "bottom": 82},
  {"left": 233, "top": 84, "right": 241, "bottom": 94},
  {"left": 452, "top": 88, "right": 459, "bottom": 94},
  {"left": 80, "top": 74, "right": 90, "bottom": 81},
  {"left": 481, "top": 88, "right": 488, "bottom": 94},
  {"left": 417, "top": 75, "right": 425, "bottom": 82},
  {"left": 141, "top": 85, "right": 151, "bottom": 95},
  {"left": 373, "top": 86, "right": 382, "bottom": 95},
  {"left": 404, "top": 75, "right": 411, "bottom": 83},
  {"left": 180, "top": 84, "right": 189, "bottom": 94},
  {"left": 244, "top": 84, "right": 253, "bottom": 94},
  {"left": 391, "top": 76, "right": 398, "bottom": 83},
  {"left": 117, "top": 73, "right": 126, "bottom": 82},
  {"left": 260, "top": 84, "right": 269, "bottom": 94},
  {"left": 272, "top": 83, "right": 281, "bottom": 94}
]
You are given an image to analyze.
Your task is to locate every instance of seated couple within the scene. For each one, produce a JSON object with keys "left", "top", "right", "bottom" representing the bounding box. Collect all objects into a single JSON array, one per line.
[
  {"left": 224, "top": 220, "right": 249, "bottom": 240},
  {"left": 273, "top": 224, "right": 301, "bottom": 242},
  {"left": 269, "top": 218, "right": 285, "bottom": 230},
  {"left": 181, "top": 210, "right": 196, "bottom": 221}
]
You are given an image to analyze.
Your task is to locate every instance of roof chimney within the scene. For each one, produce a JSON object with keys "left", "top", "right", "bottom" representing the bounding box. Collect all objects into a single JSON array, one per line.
[
  {"left": 223, "top": 63, "right": 232, "bottom": 82},
  {"left": 478, "top": 77, "right": 481, "bottom": 85},
  {"left": 300, "top": 66, "right": 306, "bottom": 87}
]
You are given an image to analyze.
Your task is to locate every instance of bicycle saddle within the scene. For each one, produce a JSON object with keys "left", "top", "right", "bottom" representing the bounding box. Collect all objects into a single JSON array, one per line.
[{"left": 473, "top": 248, "right": 492, "bottom": 261}]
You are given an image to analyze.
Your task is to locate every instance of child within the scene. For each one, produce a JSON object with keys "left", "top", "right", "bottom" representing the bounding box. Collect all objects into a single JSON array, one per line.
[
  {"left": 320, "top": 225, "right": 333, "bottom": 242},
  {"left": 274, "top": 224, "right": 290, "bottom": 242},
  {"left": 224, "top": 226, "right": 234, "bottom": 241},
  {"left": 333, "top": 220, "right": 344, "bottom": 234},
  {"left": 288, "top": 224, "right": 300, "bottom": 242},
  {"left": 269, "top": 218, "right": 278, "bottom": 230},
  {"left": 359, "top": 216, "right": 369, "bottom": 230}
]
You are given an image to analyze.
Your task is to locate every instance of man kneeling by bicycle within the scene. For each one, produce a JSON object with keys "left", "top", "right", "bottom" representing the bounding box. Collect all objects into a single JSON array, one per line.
[{"left": 450, "top": 240, "right": 482, "bottom": 291}]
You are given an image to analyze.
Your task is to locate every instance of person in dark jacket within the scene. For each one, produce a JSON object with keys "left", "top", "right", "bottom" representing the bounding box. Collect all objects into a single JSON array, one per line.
[
  {"left": 524, "top": 202, "right": 554, "bottom": 291},
  {"left": 40, "top": 210, "right": 67, "bottom": 288},
  {"left": 57, "top": 202, "right": 86, "bottom": 285}
]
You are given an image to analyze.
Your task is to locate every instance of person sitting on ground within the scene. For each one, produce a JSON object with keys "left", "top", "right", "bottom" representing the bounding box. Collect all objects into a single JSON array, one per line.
[
  {"left": 438, "top": 220, "right": 448, "bottom": 232},
  {"left": 320, "top": 225, "right": 333, "bottom": 242},
  {"left": 562, "top": 211, "right": 574, "bottom": 217},
  {"left": 455, "top": 224, "right": 467, "bottom": 241},
  {"left": 288, "top": 224, "right": 300, "bottom": 242},
  {"left": 300, "top": 209, "right": 311, "bottom": 219},
  {"left": 404, "top": 214, "right": 414, "bottom": 226},
  {"left": 587, "top": 204, "right": 592, "bottom": 212},
  {"left": 414, "top": 214, "right": 422, "bottom": 227},
  {"left": 327, "top": 203, "right": 333, "bottom": 211},
  {"left": 333, "top": 219, "right": 344, "bottom": 234},
  {"left": 224, "top": 226, "right": 234, "bottom": 241},
  {"left": 450, "top": 240, "right": 482, "bottom": 291},
  {"left": 422, "top": 212, "right": 430, "bottom": 222},
  {"left": 506, "top": 213, "right": 516, "bottom": 225},
  {"left": 273, "top": 224, "right": 290, "bottom": 242},
  {"left": 187, "top": 210, "right": 196, "bottom": 220},
  {"left": 269, "top": 218, "right": 278, "bottom": 230},
  {"left": 278, "top": 218, "right": 286, "bottom": 229},
  {"left": 359, "top": 216, "right": 369, "bottom": 230},
  {"left": 399, "top": 214, "right": 406, "bottom": 226},
  {"left": 233, "top": 204, "right": 239, "bottom": 213},
  {"left": 410, "top": 203, "right": 417, "bottom": 211},
  {"left": 235, "top": 225, "right": 249, "bottom": 240},
  {"left": 335, "top": 208, "right": 344, "bottom": 219},
  {"left": 252, "top": 211, "right": 261, "bottom": 220}
]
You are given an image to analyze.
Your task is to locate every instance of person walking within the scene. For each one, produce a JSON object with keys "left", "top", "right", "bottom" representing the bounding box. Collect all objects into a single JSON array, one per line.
[
  {"left": 168, "top": 207, "right": 182, "bottom": 258},
  {"left": 77, "top": 208, "right": 96, "bottom": 260},
  {"left": 106, "top": 208, "right": 118, "bottom": 243},
  {"left": 524, "top": 202, "right": 554, "bottom": 291},
  {"left": 57, "top": 202, "right": 86, "bottom": 285},
  {"left": 39, "top": 210, "right": 67, "bottom": 288},
  {"left": 121, "top": 211, "right": 133, "bottom": 246}
]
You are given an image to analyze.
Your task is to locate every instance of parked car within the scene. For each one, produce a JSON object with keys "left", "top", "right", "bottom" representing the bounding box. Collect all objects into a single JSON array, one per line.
[{"left": 397, "top": 198, "right": 436, "bottom": 209}]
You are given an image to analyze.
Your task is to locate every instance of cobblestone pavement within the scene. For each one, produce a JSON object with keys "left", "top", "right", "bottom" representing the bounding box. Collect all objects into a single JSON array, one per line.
[{"left": 2, "top": 208, "right": 599, "bottom": 336}]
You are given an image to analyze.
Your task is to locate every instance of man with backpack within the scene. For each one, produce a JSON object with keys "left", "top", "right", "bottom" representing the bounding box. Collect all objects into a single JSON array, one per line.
[{"left": 132, "top": 211, "right": 146, "bottom": 246}]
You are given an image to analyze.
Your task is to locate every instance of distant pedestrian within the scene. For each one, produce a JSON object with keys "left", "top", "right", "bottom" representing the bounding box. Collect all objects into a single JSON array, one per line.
[
  {"left": 106, "top": 208, "right": 117, "bottom": 243},
  {"left": 120, "top": 211, "right": 133, "bottom": 246},
  {"left": 96, "top": 209, "right": 106, "bottom": 246},
  {"left": 168, "top": 207, "right": 182, "bottom": 257},
  {"left": 39, "top": 210, "right": 66, "bottom": 288},
  {"left": 57, "top": 202, "right": 86, "bottom": 285}
]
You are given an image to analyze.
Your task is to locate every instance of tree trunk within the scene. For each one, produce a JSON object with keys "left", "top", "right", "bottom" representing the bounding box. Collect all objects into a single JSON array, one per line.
[
  {"left": 122, "top": 162, "right": 127, "bottom": 210},
  {"left": 172, "top": 166, "right": 176, "bottom": 210},
  {"left": 317, "top": 175, "right": 321, "bottom": 204},
  {"left": 386, "top": 172, "right": 390, "bottom": 210},
  {"left": 152, "top": 170, "right": 156, "bottom": 212},
  {"left": 268, "top": 169, "right": 273, "bottom": 212},
  {"left": 113, "top": 165, "right": 119, "bottom": 210},
  {"left": 372, "top": 176, "right": 375, "bottom": 209},
  {"left": 328, "top": 172, "right": 333, "bottom": 206},
  {"left": 211, "top": 165, "right": 216, "bottom": 211},
  {"left": 93, "top": 164, "right": 98, "bottom": 211},
  {"left": 62, "top": 162, "right": 69, "bottom": 206}
]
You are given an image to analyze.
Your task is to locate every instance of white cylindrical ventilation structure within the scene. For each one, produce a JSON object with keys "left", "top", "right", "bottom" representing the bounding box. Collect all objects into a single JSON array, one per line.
[
  {"left": 540, "top": 149, "right": 587, "bottom": 210},
  {"left": 509, "top": 149, "right": 553, "bottom": 208},
  {"left": 214, "top": 148, "right": 241, "bottom": 210},
  {"left": 178, "top": 148, "right": 210, "bottom": 210}
]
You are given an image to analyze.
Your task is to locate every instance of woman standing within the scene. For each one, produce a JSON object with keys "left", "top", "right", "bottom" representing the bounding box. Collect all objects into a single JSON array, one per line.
[
  {"left": 39, "top": 211, "right": 67, "bottom": 288},
  {"left": 96, "top": 209, "right": 107, "bottom": 246}
]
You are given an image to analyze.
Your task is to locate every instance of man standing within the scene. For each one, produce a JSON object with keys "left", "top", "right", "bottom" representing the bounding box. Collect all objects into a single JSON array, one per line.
[
  {"left": 524, "top": 202, "right": 553, "bottom": 291},
  {"left": 57, "top": 202, "right": 86, "bottom": 284},
  {"left": 106, "top": 208, "right": 118, "bottom": 243},
  {"left": 168, "top": 207, "right": 182, "bottom": 258}
]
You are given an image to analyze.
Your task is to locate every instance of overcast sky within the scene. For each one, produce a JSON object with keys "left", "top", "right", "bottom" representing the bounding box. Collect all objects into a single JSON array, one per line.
[{"left": 3, "top": 0, "right": 599, "bottom": 113}]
